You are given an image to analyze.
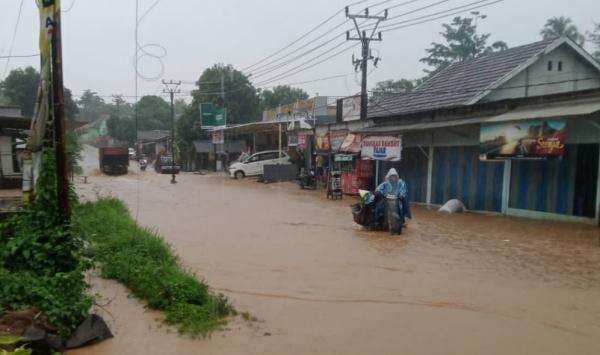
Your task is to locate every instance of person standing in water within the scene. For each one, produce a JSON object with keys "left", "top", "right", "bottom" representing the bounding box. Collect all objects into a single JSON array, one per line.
[{"left": 375, "top": 168, "right": 412, "bottom": 221}]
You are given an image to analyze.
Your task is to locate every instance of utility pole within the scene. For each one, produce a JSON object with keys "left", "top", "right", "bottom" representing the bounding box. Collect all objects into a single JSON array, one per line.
[
  {"left": 346, "top": 6, "right": 388, "bottom": 120},
  {"left": 51, "top": 5, "right": 70, "bottom": 221},
  {"left": 162, "top": 80, "right": 181, "bottom": 184}
]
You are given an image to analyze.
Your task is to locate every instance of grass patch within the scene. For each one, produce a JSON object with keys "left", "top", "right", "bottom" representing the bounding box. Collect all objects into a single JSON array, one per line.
[{"left": 73, "top": 198, "right": 233, "bottom": 337}]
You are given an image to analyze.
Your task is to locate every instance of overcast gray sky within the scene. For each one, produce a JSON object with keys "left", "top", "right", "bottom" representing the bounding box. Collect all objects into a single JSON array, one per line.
[{"left": 1, "top": 0, "right": 599, "bottom": 103}]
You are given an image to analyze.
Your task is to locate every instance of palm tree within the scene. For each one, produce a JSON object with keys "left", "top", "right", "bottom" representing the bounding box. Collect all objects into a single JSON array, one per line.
[{"left": 540, "top": 16, "right": 585, "bottom": 45}]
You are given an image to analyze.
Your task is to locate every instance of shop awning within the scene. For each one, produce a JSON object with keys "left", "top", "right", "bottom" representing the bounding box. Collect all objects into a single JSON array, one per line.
[{"left": 355, "top": 98, "right": 600, "bottom": 134}]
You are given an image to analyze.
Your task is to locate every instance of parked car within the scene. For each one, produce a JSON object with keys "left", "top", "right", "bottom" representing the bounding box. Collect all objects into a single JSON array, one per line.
[
  {"left": 229, "top": 150, "right": 291, "bottom": 179},
  {"left": 156, "top": 155, "right": 181, "bottom": 174}
]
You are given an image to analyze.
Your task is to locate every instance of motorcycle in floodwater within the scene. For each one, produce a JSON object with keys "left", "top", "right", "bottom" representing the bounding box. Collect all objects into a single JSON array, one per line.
[
  {"left": 298, "top": 168, "right": 317, "bottom": 190},
  {"left": 352, "top": 190, "right": 405, "bottom": 235},
  {"left": 139, "top": 157, "right": 148, "bottom": 172}
]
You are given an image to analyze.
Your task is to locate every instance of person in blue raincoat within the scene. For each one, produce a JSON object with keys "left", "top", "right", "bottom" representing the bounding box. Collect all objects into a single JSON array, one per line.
[{"left": 375, "top": 168, "right": 412, "bottom": 221}]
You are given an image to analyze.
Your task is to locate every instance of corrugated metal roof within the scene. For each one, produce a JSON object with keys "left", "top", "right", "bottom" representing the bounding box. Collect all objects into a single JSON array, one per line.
[
  {"left": 357, "top": 98, "right": 600, "bottom": 133},
  {"left": 368, "top": 39, "right": 556, "bottom": 118}
]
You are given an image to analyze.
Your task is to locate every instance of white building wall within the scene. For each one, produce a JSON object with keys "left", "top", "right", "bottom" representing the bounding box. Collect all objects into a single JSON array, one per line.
[
  {"left": 0, "top": 136, "right": 15, "bottom": 175},
  {"left": 484, "top": 45, "right": 600, "bottom": 102}
]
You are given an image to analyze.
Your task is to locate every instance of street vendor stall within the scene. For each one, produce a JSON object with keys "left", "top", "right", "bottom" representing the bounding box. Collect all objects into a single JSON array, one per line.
[{"left": 336, "top": 133, "right": 373, "bottom": 195}]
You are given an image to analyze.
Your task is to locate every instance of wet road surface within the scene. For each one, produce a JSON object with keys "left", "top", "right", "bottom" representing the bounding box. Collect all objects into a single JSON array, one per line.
[{"left": 71, "top": 146, "right": 600, "bottom": 355}]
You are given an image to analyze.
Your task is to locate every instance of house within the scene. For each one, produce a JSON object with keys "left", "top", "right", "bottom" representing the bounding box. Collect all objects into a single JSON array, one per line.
[
  {"left": 357, "top": 37, "right": 600, "bottom": 224},
  {"left": 0, "top": 106, "right": 29, "bottom": 188}
]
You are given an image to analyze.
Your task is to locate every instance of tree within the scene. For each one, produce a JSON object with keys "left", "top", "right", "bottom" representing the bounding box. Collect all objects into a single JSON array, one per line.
[
  {"left": 540, "top": 16, "right": 585, "bottom": 45},
  {"left": 106, "top": 115, "right": 137, "bottom": 145},
  {"left": 1, "top": 66, "right": 78, "bottom": 120},
  {"left": 1, "top": 67, "right": 40, "bottom": 117},
  {"left": 77, "top": 90, "right": 108, "bottom": 122},
  {"left": 192, "top": 64, "right": 259, "bottom": 125},
  {"left": 588, "top": 22, "right": 600, "bottom": 60},
  {"left": 420, "top": 15, "right": 508, "bottom": 74},
  {"left": 259, "top": 85, "right": 309, "bottom": 111},
  {"left": 135, "top": 95, "right": 170, "bottom": 130}
]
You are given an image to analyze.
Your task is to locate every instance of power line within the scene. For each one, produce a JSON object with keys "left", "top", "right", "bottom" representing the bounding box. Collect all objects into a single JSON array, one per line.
[
  {"left": 242, "top": 0, "right": 368, "bottom": 72},
  {"left": 0, "top": 54, "right": 40, "bottom": 59},
  {"left": 2, "top": 0, "right": 25, "bottom": 78}
]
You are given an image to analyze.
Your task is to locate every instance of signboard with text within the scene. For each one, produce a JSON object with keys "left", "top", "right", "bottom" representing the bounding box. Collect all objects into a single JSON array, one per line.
[
  {"left": 361, "top": 136, "right": 402, "bottom": 161},
  {"left": 330, "top": 130, "right": 348, "bottom": 152},
  {"left": 201, "top": 103, "right": 227, "bottom": 128},
  {"left": 480, "top": 119, "right": 567, "bottom": 159}
]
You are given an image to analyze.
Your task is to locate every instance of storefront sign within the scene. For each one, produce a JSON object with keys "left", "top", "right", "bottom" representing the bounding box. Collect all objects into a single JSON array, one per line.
[
  {"left": 330, "top": 130, "right": 348, "bottom": 152},
  {"left": 335, "top": 154, "right": 354, "bottom": 162},
  {"left": 342, "top": 96, "right": 361, "bottom": 121},
  {"left": 298, "top": 134, "right": 308, "bottom": 150},
  {"left": 480, "top": 119, "right": 567, "bottom": 159},
  {"left": 361, "top": 136, "right": 402, "bottom": 161}
]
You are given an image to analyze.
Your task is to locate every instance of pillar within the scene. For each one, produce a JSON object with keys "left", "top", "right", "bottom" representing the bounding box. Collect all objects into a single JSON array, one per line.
[
  {"left": 595, "top": 148, "right": 600, "bottom": 226},
  {"left": 426, "top": 145, "right": 434, "bottom": 205},
  {"left": 502, "top": 160, "right": 512, "bottom": 215}
]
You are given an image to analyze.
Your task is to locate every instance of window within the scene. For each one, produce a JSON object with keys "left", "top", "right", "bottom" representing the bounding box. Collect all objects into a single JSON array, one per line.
[
  {"left": 558, "top": 61, "right": 563, "bottom": 71},
  {"left": 547, "top": 61, "right": 553, "bottom": 71}
]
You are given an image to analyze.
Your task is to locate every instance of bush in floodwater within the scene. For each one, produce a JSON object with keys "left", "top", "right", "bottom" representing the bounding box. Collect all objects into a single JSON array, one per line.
[{"left": 74, "top": 198, "right": 233, "bottom": 337}]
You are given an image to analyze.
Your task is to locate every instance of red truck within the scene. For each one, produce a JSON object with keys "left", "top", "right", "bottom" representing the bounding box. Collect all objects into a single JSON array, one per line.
[{"left": 99, "top": 147, "right": 129, "bottom": 175}]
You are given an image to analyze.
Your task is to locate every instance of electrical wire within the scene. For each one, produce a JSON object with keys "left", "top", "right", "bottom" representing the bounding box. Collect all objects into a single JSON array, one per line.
[
  {"left": 2, "top": 0, "right": 25, "bottom": 78},
  {"left": 62, "top": 0, "right": 77, "bottom": 12},
  {"left": 243, "top": 0, "right": 368, "bottom": 72},
  {"left": 0, "top": 54, "right": 40, "bottom": 59}
]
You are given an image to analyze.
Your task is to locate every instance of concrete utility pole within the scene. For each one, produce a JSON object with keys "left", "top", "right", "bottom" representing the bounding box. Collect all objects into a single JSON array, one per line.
[
  {"left": 346, "top": 6, "right": 388, "bottom": 120},
  {"left": 51, "top": 5, "right": 70, "bottom": 221},
  {"left": 162, "top": 80, "right": 181, "bottom": 184}
]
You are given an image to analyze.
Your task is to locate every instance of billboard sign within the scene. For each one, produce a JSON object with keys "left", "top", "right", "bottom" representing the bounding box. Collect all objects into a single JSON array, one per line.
[
  {"left": 201, "top": 103, "right": 227, "bottom": 128},
  {"left": 342, "top": 96, "right": 361, "bottom": 121},
  {"left": 361, "top": 136, "right": 402, "bottom": 161},
  {"left": 480, "top": 119, "right": 566, "bottom": 159}
]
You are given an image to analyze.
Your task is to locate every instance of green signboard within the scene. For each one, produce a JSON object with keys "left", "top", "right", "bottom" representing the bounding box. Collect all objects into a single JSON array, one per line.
[{"left": 200, "top": 103, "right": 227, "bottom": 128}]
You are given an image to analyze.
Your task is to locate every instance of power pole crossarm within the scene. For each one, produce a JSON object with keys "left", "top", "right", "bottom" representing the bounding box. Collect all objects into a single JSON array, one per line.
[{"left": 345, "top": 6, "right": 388, "bottom": 120}]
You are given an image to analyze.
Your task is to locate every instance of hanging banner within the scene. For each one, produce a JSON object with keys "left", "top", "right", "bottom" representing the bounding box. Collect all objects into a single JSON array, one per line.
[
  {"left": 29, "top": 0, "right": 59, "bottom": 152},
  {"left": 330, "top": 130, "right": 348, "bottom": 152},
  {"left": 361, "top": 136, "right": 402, "bottom": 161},
  {"left": 339, "top": 133, "right": 362, "bottom": 153},
  {"left": 480, "top": 119, "right": 567, "bottom": 159},
  {"left": 315, "top": 132, "right": 330, "bottom": 151}
]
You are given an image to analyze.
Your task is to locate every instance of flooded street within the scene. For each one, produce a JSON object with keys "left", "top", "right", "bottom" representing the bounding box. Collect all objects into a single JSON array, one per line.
[{"left": 72, "top": 146, "right": 600, "bottom": 355}]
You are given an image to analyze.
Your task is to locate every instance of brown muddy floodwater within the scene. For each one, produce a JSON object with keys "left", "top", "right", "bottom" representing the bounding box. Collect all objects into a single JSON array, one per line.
[{"left": 70, "top": 146, "right": 600, "bottom": 355}]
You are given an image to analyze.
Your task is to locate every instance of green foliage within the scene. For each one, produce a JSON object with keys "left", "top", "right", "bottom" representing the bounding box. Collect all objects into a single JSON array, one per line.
[
  {"left": 0, "top": 67, "right": 78, "bottom": 120},
  {"left": 0, "top": 67, "right": 39, "bottom": 118},
  {"left": 540, "top": 16, "right": 585, "bottom": 45},
  {"left": 0, "top": 150, "right": 91, "bottom": 337},
  {"left": 77, "top": 90, "right": 109, "bottom": 122},
  {"left": 106, "top": 114, "right": 137, "bottom": 145},
  {"left": 259, "top": 85, "right": 309, "bottom": 111},
  {"left": 135, "top": 95, "right": 170, "bottom": 131},
  {"left": 66, "top": 132, "right": 84, "bottom": 176},
  {"left": 192, "top": 64, "right": 259, "bottom": 125},
  {"left": 74, "top": 198, "right": 233, "bottom": 337},
  {"left": 0, "top": 335, "right": 31, "bottom": 355},
  {"left": 420, "top": 15, "right": 508, "bottom": 74}
]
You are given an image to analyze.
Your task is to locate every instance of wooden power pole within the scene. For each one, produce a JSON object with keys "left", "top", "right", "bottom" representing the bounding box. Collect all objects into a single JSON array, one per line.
[{"left": 51, "top": 5, "right": 70, "bottom": 221}]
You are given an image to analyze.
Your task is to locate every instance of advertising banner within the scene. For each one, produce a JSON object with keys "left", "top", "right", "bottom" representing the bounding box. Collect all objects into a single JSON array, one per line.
[
  {"left": 342, "top": 96, "right": 361, "bottom": 122},
  {"left": 480, "top": 119, "right": 567, "bottom": 159},
  {"left": 315, "top": 132, "right": 330, "bottom": 151},
  {"left": 339, "top": 133, "right": 362, "bottom": 153},
  {"left": 298, "top": 133, "right": 308, "bottom": 150},
  {"left": 330, "top": 130, "right": 348, "bottom": 152},
  {"left": 361, "top": 136, "right": 402, "bottom": 161}
]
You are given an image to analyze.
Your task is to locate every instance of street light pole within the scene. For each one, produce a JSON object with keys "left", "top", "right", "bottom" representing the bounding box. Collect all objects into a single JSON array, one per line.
[{"left": 162, "top": 80, "right": 181, "bottom": 184}]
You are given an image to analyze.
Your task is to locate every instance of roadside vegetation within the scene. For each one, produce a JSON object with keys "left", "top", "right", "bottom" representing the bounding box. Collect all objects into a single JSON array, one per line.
[{"left": 74, "top": 198, "right": 233, "bottom": 336}]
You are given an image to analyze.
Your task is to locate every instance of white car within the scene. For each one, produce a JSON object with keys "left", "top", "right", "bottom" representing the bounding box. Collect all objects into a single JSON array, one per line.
[{"left": 229, "top": 150, "right": 291, "bottom": 179}]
